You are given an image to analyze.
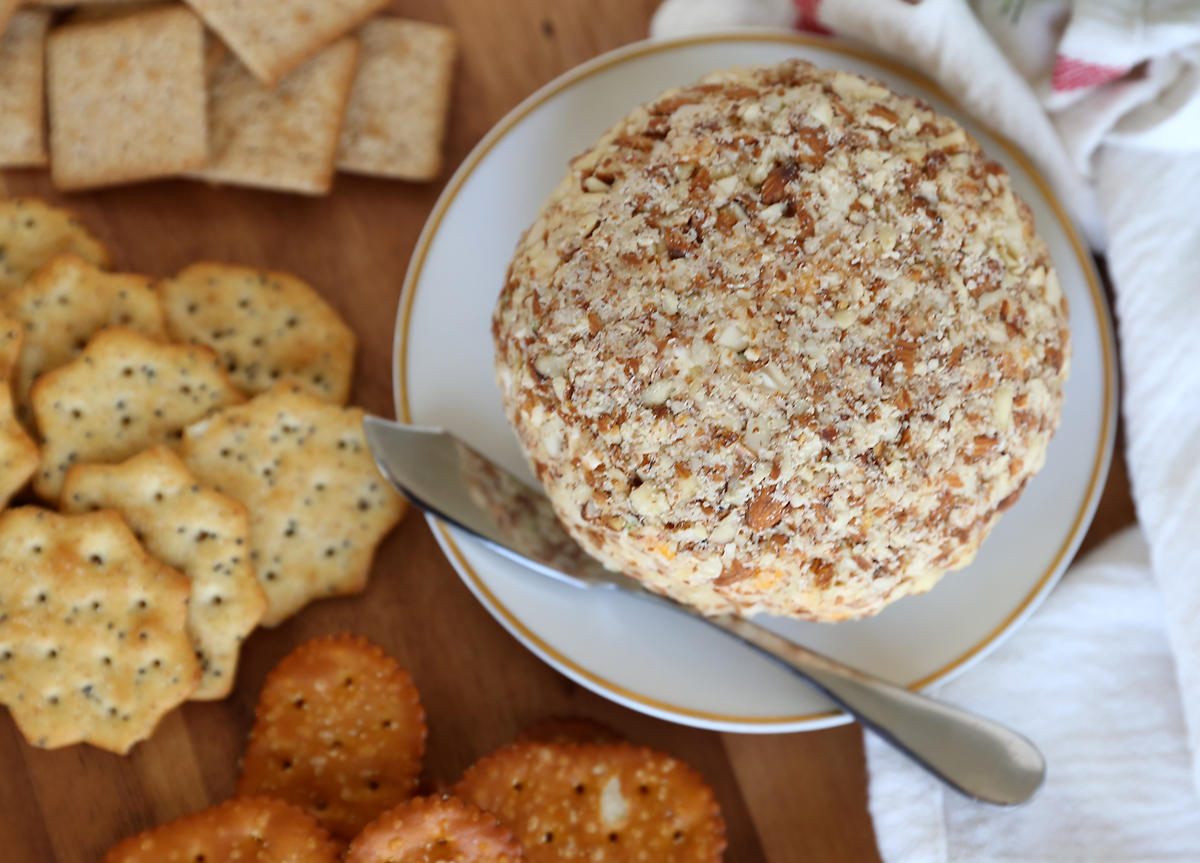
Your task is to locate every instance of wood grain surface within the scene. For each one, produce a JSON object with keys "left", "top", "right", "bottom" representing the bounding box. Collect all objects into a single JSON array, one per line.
[{"left": 0, "top": 2, "right": 1136, "bottom": 861}]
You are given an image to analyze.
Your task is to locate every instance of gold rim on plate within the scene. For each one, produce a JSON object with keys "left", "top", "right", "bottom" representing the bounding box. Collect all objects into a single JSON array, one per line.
[{"left": 393, "top": 31, "right": 1117, "bottom": 727}]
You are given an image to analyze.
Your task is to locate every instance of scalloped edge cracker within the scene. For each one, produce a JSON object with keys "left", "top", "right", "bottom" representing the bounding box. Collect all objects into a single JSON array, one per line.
[
  {"left": 0, "top": 8, "right": 51, "bottom": 168},
  {"left": 0, "top": 311, "right": 39, "bottom": 506},
  {"left": 181, "top": 383, "right": 406, "bottom": 625},
  {"left": 196, "top": 37, "right": 359, "bottom": 195},
  {"left": 0, "top": 507, "right": 200, "bottom": 754},
  {"left": 46, "top": 6, "right": 207, "bottom": 191},
  {"left": 6, "top": 253, "right": 167, "bottom": 431},
  {"left": 0, "top": 199, "right": 110, "bottom": 297},
  {"left": 30, "top": 327, "right": 245, "bottom": 503},
  {"left": 62, "top": 446, "right": 267, "bottom": 700},
  {"left": 160, "top": 262, "right": 356, "bottom": 405},
  {"left": 336, "top": 18, "right": 456, "bottom": 182}
]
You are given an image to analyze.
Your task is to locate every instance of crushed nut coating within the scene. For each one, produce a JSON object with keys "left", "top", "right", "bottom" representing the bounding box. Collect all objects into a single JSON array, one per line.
[{"left": 493, "top": 61, "right": 1070, "bottom": 621}]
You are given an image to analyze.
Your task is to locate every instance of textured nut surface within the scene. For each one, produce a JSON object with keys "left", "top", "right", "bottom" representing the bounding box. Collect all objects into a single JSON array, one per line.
[{"left": 492, "top": 61, "right": 1070, "bottom": 621}]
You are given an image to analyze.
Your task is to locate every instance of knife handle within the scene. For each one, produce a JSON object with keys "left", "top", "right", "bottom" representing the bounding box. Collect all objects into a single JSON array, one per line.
[{"left": 703, "top": 612, "right": 1045, "bottom": 806}]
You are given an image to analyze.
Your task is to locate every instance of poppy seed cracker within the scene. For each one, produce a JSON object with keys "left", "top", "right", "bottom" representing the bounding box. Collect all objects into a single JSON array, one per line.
[
  {"left": 62, "top": 446, "right": 268, "bottom": 700},
  {"left": 0, "top": 199, "right": 110, "bottom": 297},
  {"left": 160, "top": 263, "right": 356, "bottom": 405},
  {"left": 0, "top": 311, "right": 39, "bottom": 506},
  {"left": 6, "top": 253, "right": 167, "bottom": 431},
  {"left": 0, "top": 507, "right": 200, "bottom": 754},
  {"left": 30, "top": 327, "right": 245, "bottom": 502},
  {"left": 180, "top": 383, "right": 406, "bottom": 626}
]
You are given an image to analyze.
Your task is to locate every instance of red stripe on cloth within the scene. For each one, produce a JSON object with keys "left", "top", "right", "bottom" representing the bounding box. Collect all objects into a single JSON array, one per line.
[
  {"left": 794, "top": 0, "right": 832, "bottom": 35},
  {"left": 1051, "top": 55, "right": 1129, "bottom": 92}
]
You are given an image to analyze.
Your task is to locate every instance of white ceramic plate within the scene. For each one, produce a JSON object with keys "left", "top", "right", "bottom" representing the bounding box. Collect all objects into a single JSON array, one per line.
[{"left": 394, "top": 32, "right": 1117, "bottom": 732}]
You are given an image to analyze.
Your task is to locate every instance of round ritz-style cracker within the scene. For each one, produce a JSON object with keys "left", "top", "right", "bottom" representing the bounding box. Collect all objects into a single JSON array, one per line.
[
  {"left": 0, "top": 198, "right": 110, "bottom": 297},
  {"left": 61, "top": 445, "right": 268, "bottom": 700},
  {"left": 30, "top": 326, "right": 246, "bottom": 503},
  {"left": 101, "top": 796, "right": 341, "bottom": 863},
  {"left": 513, "top": 717, "right": 625, "bottom": 747},
  {"left": 455, "top": 742, "right": 726, "bottom": 863},
  {"left": 5, "top": 251, "right": 167, "bottom": 431},
  {"left": 160, "top": 262, "right": 357, "bottom": 405},
  {"left": 237, "top": 634, "right": 427, "bottom": 843},
  {"left": 492, "top": 60, "right": 1071, "bottom": 621},
  {"left": 180, "top": 382, "right": 406, "bottom": 626},
  {"left": 0, "top": 507, "right": 201, "bottom": 754},
  {"left": 346, "top": 796, "right": 526, "bottom": 863},
  {"left": 0, "top": 310, "right": 39, "bottom": 507}
]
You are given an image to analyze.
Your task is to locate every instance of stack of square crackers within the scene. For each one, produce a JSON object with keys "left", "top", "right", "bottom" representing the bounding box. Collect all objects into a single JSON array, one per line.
[
  {"left": 0, "top": 196, "right": 407, "bottom": 755},
  {"left": 0, "top": 0, "right": 456, "bottom": 193}
]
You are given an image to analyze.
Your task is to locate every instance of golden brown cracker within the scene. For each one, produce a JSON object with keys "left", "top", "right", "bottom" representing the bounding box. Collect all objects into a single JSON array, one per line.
[
  {"left": 336, "top": 18, "right": 456, "bottom": 182},
  {"left": 6, "top": 253, "right": 167, "bottom": 430},
  {"left": 346, "top": 796, "right": 524, "bottom": 863},
  {"left": 160, "top": 262, "right": 355, "bottom": 405},
  {"left": 184, "top": 0, "right": 386, "bottom": 86},
  {"left": 0, "top": 9, "right": 51, "bottom": 168},
  {"left": 61, "top": 446, "right": 267, "bottom": 700},
  {"left": 30, "top": 327, "right": 245, "bottom": 502},
  {"left": 198, "top": 37, "right": 359, "bottom": 195},
  {"left": 0, "top": 311, "right": 38, "bottom": 506},
  {"left": 0, "top": 507, "right": 200, "bottom": 754},
  {"left": 237, "top": 634, "right": 426, "bottom": 841},
  {"left": 455, "top": 742, "right": 727, "bottom": 863},
  {"left": 0, "top": 199, "right": 111, "bottom": 297},
  {"left": 513, "top": 717, "right": 625, "bottom": 747},
  {"left": 46, "top": 6, "right": 207, "bottom": 191},
  {"left": 101, "top": 796, "right": 341, "bottom": 863},
  {"left": 180, "top": 383, "right": 405, "bottom": 625}
]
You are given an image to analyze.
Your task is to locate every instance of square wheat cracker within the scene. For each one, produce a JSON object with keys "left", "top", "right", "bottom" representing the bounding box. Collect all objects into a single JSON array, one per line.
[
  {"left": 197, "top": 38, "right": 359, "bottom": 195},
  {"left": 63, "top": 447, "right": 267, "bottom": 700},
  {"left": 160, "top": 262, "right": 355, "bottom": 404},
  {"left": 46, "top": 6, "right": 207, "bottom": 191},
  {"left": 0, "top": 199, "right": 110, "bottom": 297},
  {"left": 0, "top": 9, "right": 51, "bottom": 168},
  {"left": 0, "top": 311, "right": 39, "bottom": 506},
  {"left": 30, "top": 327, "right": 244, "bottom": 502},
  {"left": 337, "top": 19, "right": 456, "bottom": 182},
  {"left": 6, "top": 253, "right": 167, "bottom": 431},
  {"left": 181, "top": 383, "right": 406, "bottom": 626},
  {"left": 184, "top": 0, "right": 387, "bottom": 86},
  {"left": 0, "top": 507, "right": 200, "bottom": 753}
]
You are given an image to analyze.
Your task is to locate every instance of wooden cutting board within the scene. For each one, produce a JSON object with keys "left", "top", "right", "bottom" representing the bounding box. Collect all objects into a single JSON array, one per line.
[{"left": 0, "top": 1, "right": 1135, "bottom": 861}]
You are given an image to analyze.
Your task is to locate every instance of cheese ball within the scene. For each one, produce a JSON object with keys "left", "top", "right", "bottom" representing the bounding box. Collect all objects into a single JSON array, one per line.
[{"left": 492, "top": 60, "right": 1070, "bottom": 621}]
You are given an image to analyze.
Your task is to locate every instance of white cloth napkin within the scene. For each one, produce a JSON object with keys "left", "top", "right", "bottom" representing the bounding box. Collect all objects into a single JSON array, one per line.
[
  {"left": 868, "top": 528, "right": 1200, "bottom": 863},
  {"left": 649, "top": 1, "right": 1200, "bottom": 859}
]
